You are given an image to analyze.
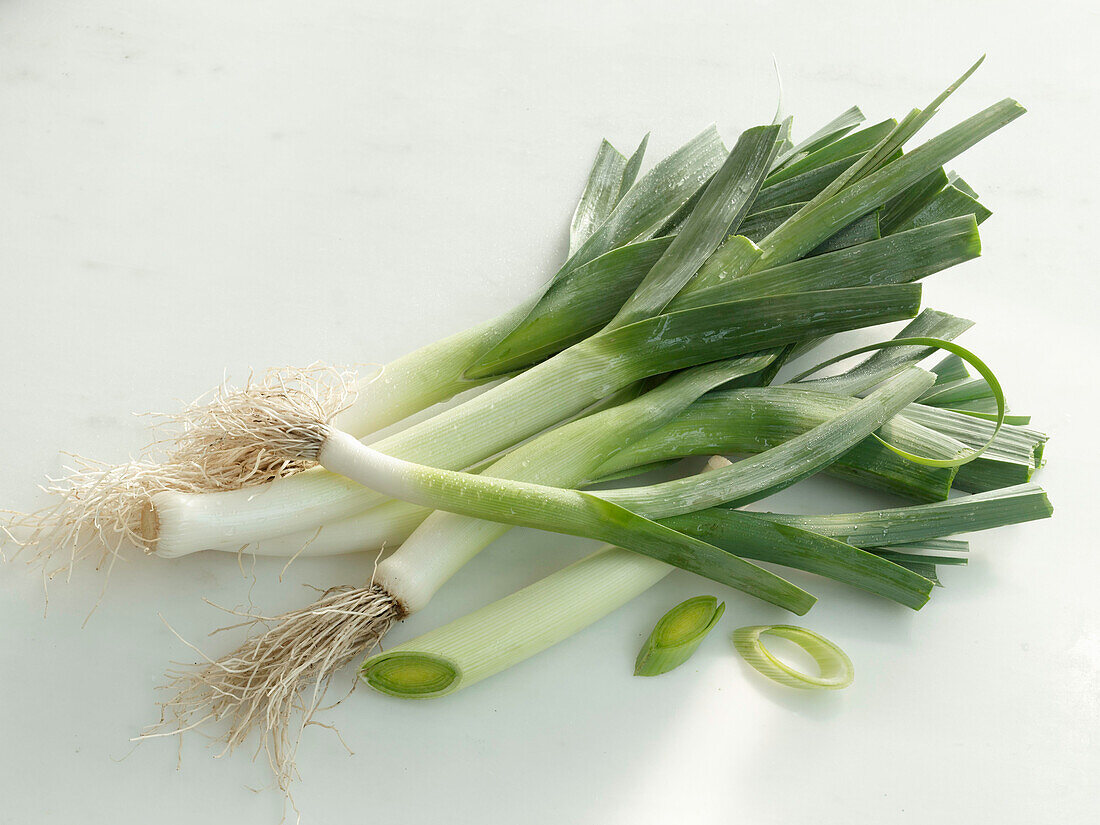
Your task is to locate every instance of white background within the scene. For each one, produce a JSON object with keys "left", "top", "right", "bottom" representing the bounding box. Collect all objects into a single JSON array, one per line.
[{"left": 1, "top": 2, "right": 1096, "bottom": 823}]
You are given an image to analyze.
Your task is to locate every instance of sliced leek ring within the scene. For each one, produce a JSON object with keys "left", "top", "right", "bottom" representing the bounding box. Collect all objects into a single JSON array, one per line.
[{"left": 733, "top": 624, "right": 854, "bottom": 689}]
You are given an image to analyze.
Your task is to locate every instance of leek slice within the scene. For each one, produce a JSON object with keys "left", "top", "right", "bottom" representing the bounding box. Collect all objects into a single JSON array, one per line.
[
  {"left": 634, "top": 596, "right": 726, "bottom": 676},
  {"left": 733, "top": 625, "right": 854, "bottom": 690}
]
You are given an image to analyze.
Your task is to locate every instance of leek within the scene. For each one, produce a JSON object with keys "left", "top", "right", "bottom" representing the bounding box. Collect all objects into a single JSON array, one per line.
[
  {"left": 634, "top": 596, "right": 725, "bottom": 677},
  {"left": 733, "top": 625, "right": 855, "bottom": 690},
  {"left": 363, "top": 546, "right": 673, "bottom": 699}
]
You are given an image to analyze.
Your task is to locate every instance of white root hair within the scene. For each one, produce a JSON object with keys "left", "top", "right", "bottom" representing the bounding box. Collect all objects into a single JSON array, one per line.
[
  {"left": 142, "top": 583, "right": 404, "bottom": 792},
  {"left": 3, "top": 364, "right": 359, "bottom": 576},
  {"left": 159, "top": 363, "right": 358, "bottom": 484},
  {"left": 4, "top": 455, "right": 225, "bottom": 577}
]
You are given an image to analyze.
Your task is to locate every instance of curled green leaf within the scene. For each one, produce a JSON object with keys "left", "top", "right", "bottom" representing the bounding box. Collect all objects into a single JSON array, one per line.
[{"left": 793, "top": 336, "right": 1005, "bottom": 468}]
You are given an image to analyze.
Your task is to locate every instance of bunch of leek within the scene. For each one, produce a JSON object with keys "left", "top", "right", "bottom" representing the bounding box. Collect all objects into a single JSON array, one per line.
[
  {"left": 3, "top": 61, "right": 1052, "bottom": 795},
  {"left": 130, "top": 62, "right": 1054, "bottom": 791}
]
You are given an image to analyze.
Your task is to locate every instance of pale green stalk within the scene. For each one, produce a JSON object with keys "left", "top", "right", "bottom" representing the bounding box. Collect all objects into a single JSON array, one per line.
[
  {"left": 241, "top": 365, "right": 1035, "bottom": 558},
  {"left": 363, "top": 545, "right": 674, "bottom": 698},
  {"left": 318, "top": 431, "right": 814, "bottom": 613}
]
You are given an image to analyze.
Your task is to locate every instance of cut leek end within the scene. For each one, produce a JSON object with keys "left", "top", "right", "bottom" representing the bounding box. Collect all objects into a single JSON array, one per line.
[
  {"left": 733, "top": 625, "right": 854, "bottom": 690},
  {"left": 361, "top": 651, "right": 460, "bottom": 699},
  {"left": 635, "top": 596, "right": 726, "bottom": 677}
]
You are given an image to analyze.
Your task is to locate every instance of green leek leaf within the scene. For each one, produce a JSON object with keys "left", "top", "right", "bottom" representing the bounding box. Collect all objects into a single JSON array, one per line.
[
  {"left": 764, "top": 119, "right": 898, "bottom": 186},
  {"left": 770, "top": 105, "right": 864, "bottom": 171},
  {"left": 893, "top": 184, "right": 992, "bottom": 232},
  {"left": 755, "top": 96, "right": 1023, "bottom": 270},
  {"left": 569, "top": 140, "right": 629, "bottom": 256},
  {"left": 608, "top": 124, "right": 781, "bottom": 328},
  {"left": 661, "top": 509, "right": 934, "bottom": 609},
  {"left": 752, "top": 483, "right": 1053, "bottom": 547}
]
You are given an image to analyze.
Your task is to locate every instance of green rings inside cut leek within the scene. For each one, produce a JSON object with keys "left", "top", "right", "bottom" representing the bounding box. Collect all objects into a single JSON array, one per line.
[{"left": 635, "top": 595, "right": 726, "bottom": 676}]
